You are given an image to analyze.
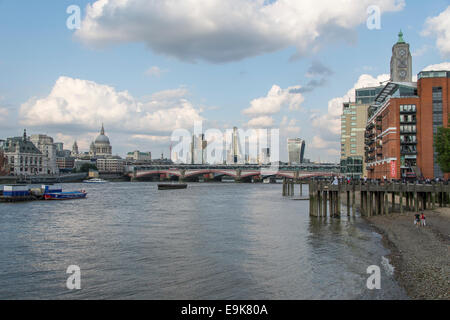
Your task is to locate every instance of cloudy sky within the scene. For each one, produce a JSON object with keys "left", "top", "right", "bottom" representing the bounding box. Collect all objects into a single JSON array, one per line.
[{"left": 0, "top": 0, "right": 449, "bottom": 162}]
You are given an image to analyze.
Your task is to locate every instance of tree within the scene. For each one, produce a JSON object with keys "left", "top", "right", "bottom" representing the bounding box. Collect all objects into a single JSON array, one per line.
[
  {"left": 434, "top": 120, "right": 450, "bottom": 173},
  {"left": 77, "top": 163, "right": 98, "bottom": 173}
]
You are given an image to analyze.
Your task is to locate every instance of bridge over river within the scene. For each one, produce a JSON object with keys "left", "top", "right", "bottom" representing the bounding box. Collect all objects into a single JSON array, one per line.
[{"left": 126, "top": 164, "right": 340, "bottom": 182}]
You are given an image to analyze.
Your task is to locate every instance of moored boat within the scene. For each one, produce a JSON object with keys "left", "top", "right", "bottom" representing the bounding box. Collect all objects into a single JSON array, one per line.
[
  {"left": 44, "top": 191, "right": 87, "bottom": 200},
  {"left": 83, "top": 178, "right": 108, "bottom": 184},
  {"left": 158, "top": 184, "right": 188, "bottom": 190}
]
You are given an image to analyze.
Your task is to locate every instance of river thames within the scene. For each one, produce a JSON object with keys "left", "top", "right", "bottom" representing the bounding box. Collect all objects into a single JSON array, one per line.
[{"left": 0, "top": 182, "right": 407, "bottom": 299}]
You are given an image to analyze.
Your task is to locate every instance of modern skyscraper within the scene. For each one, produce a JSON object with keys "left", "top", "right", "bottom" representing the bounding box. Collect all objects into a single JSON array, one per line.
[
  {"left": 287, "top": 138, "right": 305, "bottom": 165},
  {"left": 190, "top": 133, "right": 206, "bottom": 164}
]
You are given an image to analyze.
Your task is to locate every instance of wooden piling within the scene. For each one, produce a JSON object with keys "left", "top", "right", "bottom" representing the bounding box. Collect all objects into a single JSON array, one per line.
[
  {"left": 385, "top": 193, "right": 389, "bottom": 215},
  {"left": 347, "top": 191, "right": 350, "bottom": 216},
  {"left": 414, "top": 191, "right": 419, "bottom": 212},
  {"left": 399, "top": 192, "right": 403, "bottom": 214},
  {"left": 352, "top": 190, "right": 356, "bottom": 216},
  {"left": 391, "top": 192, "right": 395, "bottom": 212}
]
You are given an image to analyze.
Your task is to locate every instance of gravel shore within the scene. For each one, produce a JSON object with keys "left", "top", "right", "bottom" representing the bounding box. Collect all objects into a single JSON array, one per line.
[{"left": 365, "top": 208, "right": 450, "bottom": 300}]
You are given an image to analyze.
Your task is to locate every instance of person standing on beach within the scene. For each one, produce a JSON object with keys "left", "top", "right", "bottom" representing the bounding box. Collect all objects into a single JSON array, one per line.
[
  {"left": 415, "top": 213, "right": 421, "bottom": 227},
  {"left": 421, "top": 213, "right": 426, "bottom": 227}
]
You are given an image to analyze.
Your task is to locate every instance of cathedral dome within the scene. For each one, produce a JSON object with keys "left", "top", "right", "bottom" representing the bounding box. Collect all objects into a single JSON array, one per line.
[
  {"left": 91, "top": 124, "right": 112, "bottom": 157},
  {"left": 95, "top": 134, "right": 110, "bottom": 144},
  {"left": 94, "top": 124, "right": 110, "bottom": 144}
]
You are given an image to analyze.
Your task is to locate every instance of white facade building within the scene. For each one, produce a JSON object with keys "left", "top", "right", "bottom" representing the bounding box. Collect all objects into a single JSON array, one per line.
[
  {"left": 2, "top": 130, "right": 46, "bottom": 176},
  {"left": 30, "top": 134, "right": 59, "bottom": 174}
]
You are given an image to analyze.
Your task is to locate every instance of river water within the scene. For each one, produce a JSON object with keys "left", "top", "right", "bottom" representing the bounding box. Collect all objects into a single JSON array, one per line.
[{"left": 0, "top": 182, "right": 408, "bottom": 299}]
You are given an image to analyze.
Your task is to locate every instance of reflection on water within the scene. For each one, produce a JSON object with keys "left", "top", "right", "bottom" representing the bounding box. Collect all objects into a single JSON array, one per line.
[{"left": 0, "top": 182, "right": 407, "bottom": 299}]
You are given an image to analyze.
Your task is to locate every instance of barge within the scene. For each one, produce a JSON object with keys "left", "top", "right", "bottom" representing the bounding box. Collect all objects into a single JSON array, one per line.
[
  {"left": 0, "top": 184, "right": 87, "bottom": 202},
  {"left": 158, "top": 184, "right": 188, "bottom": 190}
]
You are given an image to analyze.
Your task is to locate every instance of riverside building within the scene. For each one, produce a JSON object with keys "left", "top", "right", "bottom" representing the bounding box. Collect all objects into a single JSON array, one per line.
[
  {"left": 340, "top": 86, "right": 383, "bottom": 178},
  {"left": 30, "top": 134, "right": 59, "bottom": 175},
  {"left": 1, "top": 130, "right": 46, "bottom": 175},
  {"left": 364, "top": 32, "right": 449, "bottom": 180}
]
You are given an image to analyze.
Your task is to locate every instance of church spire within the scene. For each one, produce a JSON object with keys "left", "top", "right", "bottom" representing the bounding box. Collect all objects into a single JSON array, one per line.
[
  {"left": 101, "top": 123, "right": 105, "bottom": 135},
  {"left": 397, "top": 30, "right": 405, "bottom": 44}
]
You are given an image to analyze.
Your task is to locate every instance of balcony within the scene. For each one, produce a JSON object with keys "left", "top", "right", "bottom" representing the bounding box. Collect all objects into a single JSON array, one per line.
[
  {"left": 401, "top": 146, "right": 417, "bottom": 155},
  {"left": 400, "top": 140, "right": 417, "bottom": 145},
  {"left": 400, "top": 120, "right": 416, "bottom": 125}
]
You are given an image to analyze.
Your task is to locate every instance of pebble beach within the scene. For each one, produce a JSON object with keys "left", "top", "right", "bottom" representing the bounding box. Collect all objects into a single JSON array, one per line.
[{"left": 366, "top": 208, "right": 450, "bottom": 300}]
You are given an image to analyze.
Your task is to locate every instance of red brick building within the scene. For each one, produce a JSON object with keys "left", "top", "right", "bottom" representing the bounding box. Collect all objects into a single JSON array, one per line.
[{"left": 365, "top": 71, "right": 449, "bottom": 180}]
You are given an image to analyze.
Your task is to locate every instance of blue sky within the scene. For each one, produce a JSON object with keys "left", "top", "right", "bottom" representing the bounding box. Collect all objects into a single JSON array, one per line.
[{"left": 0, "top": 0, "right": 449, "bottom": 162}]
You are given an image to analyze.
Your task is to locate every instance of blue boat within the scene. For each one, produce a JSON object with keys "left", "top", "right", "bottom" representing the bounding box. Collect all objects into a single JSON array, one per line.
[{"left": 44, "top": 191, "right": 87, "bottom": 200}]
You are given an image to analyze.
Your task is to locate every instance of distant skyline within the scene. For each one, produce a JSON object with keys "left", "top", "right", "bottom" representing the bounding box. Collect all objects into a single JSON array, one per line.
[{"left": 1, "top": 0, "right": 450, "bottom": 162}]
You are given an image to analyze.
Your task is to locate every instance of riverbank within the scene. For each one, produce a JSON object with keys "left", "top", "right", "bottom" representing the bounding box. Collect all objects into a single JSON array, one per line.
[{"left": 365, "top": 208, "right": 449, "bottom": 300}]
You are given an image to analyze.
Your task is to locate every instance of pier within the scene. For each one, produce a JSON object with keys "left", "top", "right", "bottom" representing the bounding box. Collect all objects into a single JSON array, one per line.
[{"left": 282, "top": 180, "right": 450, "bottom": 217}]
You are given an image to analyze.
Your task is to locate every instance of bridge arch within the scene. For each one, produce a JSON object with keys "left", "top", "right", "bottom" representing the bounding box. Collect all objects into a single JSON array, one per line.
[
  {"left": 136, "top": 170, "right": 183, "bottom": 179},
  {"left": 184, "top": 169, "right": 238, "bottom": 178}
]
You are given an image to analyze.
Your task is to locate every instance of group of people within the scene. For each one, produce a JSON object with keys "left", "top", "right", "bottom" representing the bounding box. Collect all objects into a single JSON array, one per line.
[{"left": 414, "top": 212, "right": 426, "bottom": 227}]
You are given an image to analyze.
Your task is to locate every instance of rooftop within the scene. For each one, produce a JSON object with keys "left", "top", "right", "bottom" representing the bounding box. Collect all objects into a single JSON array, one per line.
[{"left": 418, "top": 70, "right": 450, "bottom": 79}]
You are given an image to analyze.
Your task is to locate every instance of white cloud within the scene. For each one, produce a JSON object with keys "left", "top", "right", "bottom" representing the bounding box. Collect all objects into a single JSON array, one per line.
[
  {"left": 0, "top": 107, "right": 8, "bottom": 121},
  {"left": 243, "top": 85, "right": 305, "bottom": 116},
  {"left": 309, "top": 73, "right": 389, "bottom": 158},
  {"left": 75, "top": 0, "right": 405, "bottom": 63},
  {"left": 422, "top": 62, "right": 450, "bottom": 71},
  {"left": 247, "top": 116, "right": 274, "bottom": 128},
  {"left": 422, "top": 6, "right": 450, "bottom": 57},
  {"left": 412, "top": 45, "right": 430, "bottom": 57},
  {"left": 145, "top": 66, "right": 168, "bottom": 77},
  {"left": 280, "top": 116, "right": 301, "bottom": 135},
  {"left": 19, "top": 76, "right": 204, "bottom": 135},
  {"left": 150, "top": 88, "right": 189, "bottom": 105},
  {"left": 131, "top": 134, "right": 171, "bottom": 142},
  {"left": 54, "top": 132, "right": 97, "bottom": 150},
  {"left": 311, "top": 135, "right": 333, "bottom": 149}
]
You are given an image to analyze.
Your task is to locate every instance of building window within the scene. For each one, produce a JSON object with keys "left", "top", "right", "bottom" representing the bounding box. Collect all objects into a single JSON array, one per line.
[{"left": 432, "top": 87, "right": 444, "bottom": 178}]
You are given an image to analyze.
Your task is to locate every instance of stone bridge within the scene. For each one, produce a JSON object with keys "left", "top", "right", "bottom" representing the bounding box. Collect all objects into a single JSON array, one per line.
[{"left": 127, "top": 165, "right": 339, "bottom": 182}]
